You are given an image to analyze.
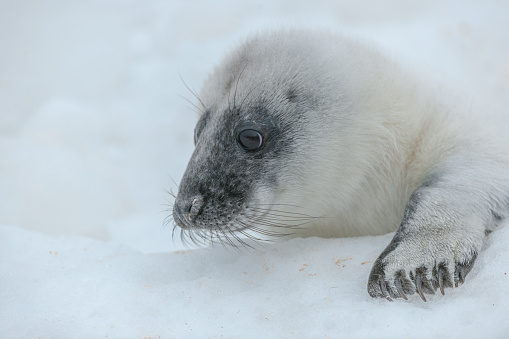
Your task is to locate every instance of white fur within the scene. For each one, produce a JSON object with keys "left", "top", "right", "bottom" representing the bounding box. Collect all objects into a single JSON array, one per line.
[{"left": 194, "top": 29, "right": 509, "bottom": 299}]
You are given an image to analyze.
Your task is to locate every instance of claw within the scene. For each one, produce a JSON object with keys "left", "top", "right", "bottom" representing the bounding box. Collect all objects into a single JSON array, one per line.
[
  {"left": 454, "top": 261, "right": 474, "bottom": 287},
  {"left": 394, "top": 278, "right": 408, "bottom": 300},
  {"left": 379, "top": 279, "right": 393, "bottom": 302},
  {"left": 438, "top": 267, "right": 445, "bottom": 296},
  {"left": 459, "top": 270, "right": 466, "bottom": 284},
  {"left": 458, "top": 265, "right": 472, "bottom": 284},
  {"left": 415, "top": 273, "right": 427, "bottom": 302}
]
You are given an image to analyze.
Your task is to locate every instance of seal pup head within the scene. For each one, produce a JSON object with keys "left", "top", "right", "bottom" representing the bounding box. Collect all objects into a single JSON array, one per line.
[{"left": 173, "top": 29, "right": 402, "bottom": 245}]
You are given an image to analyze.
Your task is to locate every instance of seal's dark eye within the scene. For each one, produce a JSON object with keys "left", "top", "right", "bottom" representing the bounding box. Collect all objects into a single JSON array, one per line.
[{"left": 238, "top": 129, "right": 263, "bottom": 151}]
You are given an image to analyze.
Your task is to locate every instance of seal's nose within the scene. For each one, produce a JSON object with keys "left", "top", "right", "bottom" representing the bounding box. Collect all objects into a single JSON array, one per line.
[{"left": 173, "top": 195, "right": 203, "bottom": 228}]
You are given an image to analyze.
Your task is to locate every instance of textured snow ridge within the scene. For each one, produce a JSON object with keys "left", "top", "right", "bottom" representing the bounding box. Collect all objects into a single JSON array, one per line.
[{"left": 1, "top": 224, "right": 508, "bottom": 338}]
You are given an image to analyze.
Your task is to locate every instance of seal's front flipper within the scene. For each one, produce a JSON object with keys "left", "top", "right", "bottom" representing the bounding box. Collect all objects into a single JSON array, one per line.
[{"left": 368, "top": 161, "right": 508, "bottom": 301}]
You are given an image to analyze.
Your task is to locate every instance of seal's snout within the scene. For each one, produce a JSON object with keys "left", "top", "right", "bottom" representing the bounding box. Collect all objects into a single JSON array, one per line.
[{"left": 173, "top": 195, "right": 203, "bottom": 228}]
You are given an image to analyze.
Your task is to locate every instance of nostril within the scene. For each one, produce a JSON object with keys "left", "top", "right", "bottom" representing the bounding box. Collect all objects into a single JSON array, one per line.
[
  {"left": 182, "top": 201, "right": 192, "bottom": 214},
  {"left": 188, "top": 196, "right": 203, "bottom": 221},
  {"left": 173, "top": 195, "right": 204, "bottom": 228}
]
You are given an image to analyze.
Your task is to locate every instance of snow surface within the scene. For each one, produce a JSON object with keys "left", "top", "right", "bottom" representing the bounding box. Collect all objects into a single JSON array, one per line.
[
  {"left": 1, "top": 224, "right": 508, "bottom": 338},
  {"left": 1, "top": 0, "right": 509, "bottom": 338}
]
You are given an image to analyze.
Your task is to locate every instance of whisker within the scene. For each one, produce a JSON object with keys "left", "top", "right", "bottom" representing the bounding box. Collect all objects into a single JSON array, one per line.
[
  {"left": 227, "top": 225, "right": 256, "bottom": 250},
  {"left": 243, "top": 217, "right": 314, "bottom": 229},
  {"left": 238, "top": 218, "right": 291, "bottom": 232},
  {"left": 168, "top": 176, "right": 180, "bottom": 190},
  {"left": 248, "top": 206, "right": 321, "bottom": 219},
  {"left": 239, "top": 81, "right": 264, "bottom": 111},
  {"left": 171, "top": 223, "right": 178, "bottom": 238},
  {"left": 236, "top": 228, "right": 261, "bottom": 241},
  {"left": 180, "top": 228, "right": 187, "bottom": 246},
  {"left": 164, "top": 188, "right": 177, "bottom": 199},
  {"left": 233, "top": 63, "right": 248, "bottom": 108},
  {"left": 238, "top": 223, "right": 290, "bottom": 239},
  {"left": 178, "top": 72, "right": 206, "bottom": 111},
  {"left": 163, "top": 214, "right": 174, "bottom": 230},
  {"left": 244, "top": 212, "right": 317, "bottom": 224},
  {"left": 178, "top": 95, "right": 205, "bottom": 115},
  {"left": 228, "top": 229, "right": 251, "bottom": 251},
  {"left": 217, "top": 229, "right": 230, "bottom": 250},
  {"left": 253, "top": 203, "right": 318, "bottom": 209},
  {"left": 246, "top": 214, "right": 316, "bottom": 224},
  {"left": 172, "top": 202, "right": 325, "bottom": 250}
]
